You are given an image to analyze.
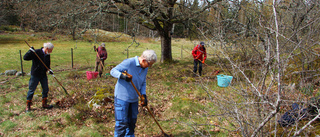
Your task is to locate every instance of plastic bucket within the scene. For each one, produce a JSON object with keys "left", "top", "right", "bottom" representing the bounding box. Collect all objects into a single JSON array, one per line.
[
  {"left": 86, "top": 71, "right": 99, "bottom": 80},
  {"left": 217, "top": 75, "right": 233, "bottom": 87}
]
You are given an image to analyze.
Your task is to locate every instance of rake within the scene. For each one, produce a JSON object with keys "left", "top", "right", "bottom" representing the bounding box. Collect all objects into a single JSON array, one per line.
[{"left": 123, "top": 71, "right": 170, "bottom": 137}]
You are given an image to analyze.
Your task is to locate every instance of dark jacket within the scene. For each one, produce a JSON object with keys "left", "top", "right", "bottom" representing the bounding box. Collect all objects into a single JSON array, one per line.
[
  {"left": 23, "top": 47, "right": 50, "bottom": 78},
  {"left": 96, "top": 46, "right": 108, "bottom": 60}
]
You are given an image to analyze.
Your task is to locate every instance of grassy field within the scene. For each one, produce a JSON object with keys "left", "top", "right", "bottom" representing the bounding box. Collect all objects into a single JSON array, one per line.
[{"left": 0, "top": 32, "right": 230, "bottom": 136}]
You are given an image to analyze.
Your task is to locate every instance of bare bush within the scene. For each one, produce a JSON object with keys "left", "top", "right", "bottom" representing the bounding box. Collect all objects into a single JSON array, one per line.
[{"left": 193, "top": 0, "right": 320, "bottom": 136}]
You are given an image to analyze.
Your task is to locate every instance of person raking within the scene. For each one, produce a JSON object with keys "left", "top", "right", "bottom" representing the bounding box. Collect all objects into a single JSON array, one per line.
[
  {"left": 110, "top": 50, "right": 157, "bottom": 136},
  {"left": 24, "top": 42, "right": 55, "bottom": 112},
  {"left": 192, "top": 41, "right": 207, "bottom": 76},
  {"left": 94, "top": 43, "right": 108, "bottom": 77}
]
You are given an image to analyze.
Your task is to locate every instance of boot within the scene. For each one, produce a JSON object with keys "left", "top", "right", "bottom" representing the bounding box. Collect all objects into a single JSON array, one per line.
[
  {"left": 42, "top": 97, "right": 53, "bottom": 109},
  {"left": 26, "top": 100, "right": 32, "bottom": 112}
]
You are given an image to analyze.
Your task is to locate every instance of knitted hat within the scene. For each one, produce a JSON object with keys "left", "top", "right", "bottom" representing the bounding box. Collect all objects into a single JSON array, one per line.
[{"left": 101, "top": 43, "right": 105, "bottom": 47}]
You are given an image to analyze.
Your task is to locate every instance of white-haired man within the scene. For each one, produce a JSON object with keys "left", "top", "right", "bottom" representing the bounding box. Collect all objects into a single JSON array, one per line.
[
  {"left": 110, "top": 50, "right": 157, "bottom": 136},
  {"left": 23, "top": 42, "right": 55, "bottom": 112}
]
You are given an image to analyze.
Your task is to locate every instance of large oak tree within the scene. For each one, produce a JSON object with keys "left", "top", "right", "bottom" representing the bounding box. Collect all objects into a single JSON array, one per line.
[
  {"left": 7, "top": 0, "right": 221, "bottom": 62},
  {"left": 89, "top": 0, "right": 222, "bottom": 62}
]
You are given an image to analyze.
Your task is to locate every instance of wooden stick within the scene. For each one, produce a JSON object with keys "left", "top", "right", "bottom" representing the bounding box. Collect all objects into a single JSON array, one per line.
[{"left": 123, "top": 71, "right": 168, "bottom": 135}]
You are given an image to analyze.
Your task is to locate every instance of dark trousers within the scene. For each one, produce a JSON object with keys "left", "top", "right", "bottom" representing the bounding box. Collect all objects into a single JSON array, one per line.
[
  {"left": 27, "top": 75, "right": 49, "bottom": 101},
  {"left": 95, "top": 58, "right": 105, "bottom": 76},
  {"left": 193, "top": 59, "right": 203, "bottom": 76}
]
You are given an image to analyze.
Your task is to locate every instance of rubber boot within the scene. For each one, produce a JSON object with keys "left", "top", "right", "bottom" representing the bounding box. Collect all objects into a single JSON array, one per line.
[
  {"left": 42, "top": 97, "right": 53, "bottom": 109},
  {"left": 26, "top": 100, "right": 32, "bottom": 112}
]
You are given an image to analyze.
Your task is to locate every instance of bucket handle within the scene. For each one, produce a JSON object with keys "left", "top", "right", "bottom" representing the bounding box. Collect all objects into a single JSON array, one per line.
[
  {"left": 218, "top": 75, "right": 233, "bottom": 84},
  {"left": 227, "top": 76, "right": 233, "bottom": 84}
]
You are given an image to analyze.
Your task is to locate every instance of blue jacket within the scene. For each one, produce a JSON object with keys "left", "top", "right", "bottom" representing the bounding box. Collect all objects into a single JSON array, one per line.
[
  {"left": 23, "top": 47, "right": 50, "bottom": 78},
  {"left": 110, "top": 56, "right": 147, "bottom": 102}
]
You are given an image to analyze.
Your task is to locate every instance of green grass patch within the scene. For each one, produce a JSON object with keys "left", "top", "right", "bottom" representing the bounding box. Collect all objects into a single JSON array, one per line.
[
  {"left": 1, "top": 120, "right": 18, "bottom": 132},
  {"left": 3, "top": 31, "right": 317, "bottom": 136}
]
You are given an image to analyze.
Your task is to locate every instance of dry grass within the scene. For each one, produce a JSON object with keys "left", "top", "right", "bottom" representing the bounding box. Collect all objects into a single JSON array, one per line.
[
  {"left": 1, "top": 30, "right": 320, "bottom": 136},
  {"left": 0, "top": 31, "right": 228, "bottom": 136}
]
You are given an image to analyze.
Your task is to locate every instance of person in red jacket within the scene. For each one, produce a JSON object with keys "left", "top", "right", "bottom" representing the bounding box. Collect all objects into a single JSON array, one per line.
[
  {"left": 94, "top": 43, "right": 108, "bottom": 77},
  {"left": 192, "top": 41, "right": 207, "bottom": 76}
]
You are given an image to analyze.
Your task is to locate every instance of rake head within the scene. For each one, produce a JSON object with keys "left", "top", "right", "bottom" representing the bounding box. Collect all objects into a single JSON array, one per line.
[{"left": 162, "top": 132, "right": 172, "bottom": 137}]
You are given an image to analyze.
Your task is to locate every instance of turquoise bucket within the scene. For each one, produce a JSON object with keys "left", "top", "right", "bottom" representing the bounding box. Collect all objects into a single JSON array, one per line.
[{"left": 217, "top": 75, "right": 233, "bottom": 87}]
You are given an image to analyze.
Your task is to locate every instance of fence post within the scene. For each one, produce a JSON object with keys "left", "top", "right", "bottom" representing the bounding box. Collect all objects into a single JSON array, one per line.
[
  {"left": 127, "top": 49, "right": 129, "bottom": 58},
  {"left": 71, "top": 48, "right": 73, "bottom": 68},
  {"left": 181, "top": 45, "right": 183, "bottom": 59},
  {"left": 19, "top": 50, "right": 24, "bottom": 76}
]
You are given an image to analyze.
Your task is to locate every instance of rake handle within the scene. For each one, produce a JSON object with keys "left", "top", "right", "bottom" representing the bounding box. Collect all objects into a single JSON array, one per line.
[
  {"left": 182, "top": 48, "right": 207, "bottom": 66},
  {"left": 95, "top": 49, "right": 104, "bottom": 70},
  {"left": 25, "top": 41, "right": 50, "bottom": 70},
  {"left": 123, "top": 71, "right": 167, "bottom": 135},
  {"left": 129, "top": 80, "right": 166, "bottom": 134},
  {"left": 53, "top": 76, "right": 69, "bottom": 96},
  {"left": 198, "top": 59, "right": 208, "bottom": 66}
]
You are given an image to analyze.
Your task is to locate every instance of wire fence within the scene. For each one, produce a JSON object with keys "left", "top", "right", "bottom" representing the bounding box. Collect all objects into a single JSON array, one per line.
[{"left": 2, "top": 42, "right": 213, "bottom": 76}]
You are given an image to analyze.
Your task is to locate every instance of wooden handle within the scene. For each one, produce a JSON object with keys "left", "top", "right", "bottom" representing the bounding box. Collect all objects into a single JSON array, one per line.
[{"left": 123, "top": 71, "right": 167, "bottom": 134}]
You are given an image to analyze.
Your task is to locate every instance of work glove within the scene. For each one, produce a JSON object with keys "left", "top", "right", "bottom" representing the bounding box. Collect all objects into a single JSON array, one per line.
[
  {"left": 202, "top": 60, "right": 205, "bottom": 64},
  {"left": 100, "top": 58, "right": 104, "bottom": 61},
  {"left": 29, "top": 46, "right": 35, "bottom": 52},
  {"left": 27, "top": 46, "right": 35, "bottom": 54},
  {"left": 48, "top": 69, "right": 54, "bottom": 75},
  {"left": 141, "top": 94, "right": 148, "bottom": 106},
  {"left": 120, "top": 73, "right": 132, "bottom": 82}
]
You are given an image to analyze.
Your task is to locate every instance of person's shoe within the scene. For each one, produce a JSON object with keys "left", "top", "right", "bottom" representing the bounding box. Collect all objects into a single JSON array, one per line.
[
  {"left": 42, "top": 97, "right": 53, "bottom": 109},
  {"left": 26, "top": 100, "right": 32, "bottom": 112}
]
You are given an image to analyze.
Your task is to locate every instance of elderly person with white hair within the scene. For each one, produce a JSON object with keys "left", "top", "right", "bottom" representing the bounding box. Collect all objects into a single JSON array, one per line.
[
  {"left": 110, "top": 49, "right": 157, "bottom": 136},
  {"left": 23, "top": 42, "right": 55, "bottom": 112}
]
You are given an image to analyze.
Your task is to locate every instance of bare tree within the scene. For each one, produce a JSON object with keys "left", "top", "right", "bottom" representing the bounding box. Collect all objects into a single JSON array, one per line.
[
  {"left": 0, "top": 0, "right": 19, "bottom": 27},
  {"left": 12, "top": 0, "right": 222, "bottom": 62},
  {"left": 188, "top": 0, "right": 320, "bottom": 136},
  {"left": 85, "top": 0, "right": 222, "bottom": 62}
]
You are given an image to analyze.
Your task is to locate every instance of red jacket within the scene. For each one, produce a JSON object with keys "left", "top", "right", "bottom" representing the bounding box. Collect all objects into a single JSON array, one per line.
[
  {"left": 192, "top": 45, "right": 207, "bottom": 61},
  {"left": 97, "top": 46, "right": 108, "bottom": 60}
]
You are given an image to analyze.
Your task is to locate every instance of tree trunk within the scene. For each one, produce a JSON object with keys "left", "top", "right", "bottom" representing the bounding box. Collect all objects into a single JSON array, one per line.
[
  {"left": 156, "top": 20, "right": 173, "bottom": 63},
  {"left": 160, "top": 32, "right": 172, "bottom": 63},
  {"left": 72, "top": 26, "right": 76, "bottom": 40}
]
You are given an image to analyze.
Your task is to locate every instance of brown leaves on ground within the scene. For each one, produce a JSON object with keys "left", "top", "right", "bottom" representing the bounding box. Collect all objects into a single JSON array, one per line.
[{"left": 55, "top": 96, "right": 76, "bottom": 108}]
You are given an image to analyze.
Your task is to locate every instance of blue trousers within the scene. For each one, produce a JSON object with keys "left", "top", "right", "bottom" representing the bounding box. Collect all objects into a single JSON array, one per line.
[
  {"left": 27, "top": 75, "right": 49, "bottom": 101},
  {"left": 114, "top": 98, "right": 139, "bottom": 137}
]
